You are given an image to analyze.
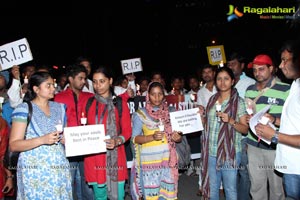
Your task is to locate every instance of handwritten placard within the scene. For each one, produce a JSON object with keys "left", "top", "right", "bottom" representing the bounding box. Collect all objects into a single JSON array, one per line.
[
  {"left": 120, "top": 58, "right": 143, "bottom": 74},
  {"left": 169, "top": 108, "right": 203, "bottom": 134},
  {"left": 64, "top": 124, "right": 106, "bottom": 157},
  {"left": 206, "top": 45, "right": 226, "bottom": 65},
  {"left": 0, "top": 38, "right": 33, "bottom": 71}
]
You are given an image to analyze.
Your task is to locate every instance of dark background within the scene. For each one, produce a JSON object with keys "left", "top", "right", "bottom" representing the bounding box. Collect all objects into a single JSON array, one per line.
[{"left": 1, "top": 0, "right": 300, "bottom": 88}]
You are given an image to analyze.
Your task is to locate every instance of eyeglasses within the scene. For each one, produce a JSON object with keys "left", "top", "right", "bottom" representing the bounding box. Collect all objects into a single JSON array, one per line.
[{"left": 281, "top": 57, "right": 292, "bottom": 65}]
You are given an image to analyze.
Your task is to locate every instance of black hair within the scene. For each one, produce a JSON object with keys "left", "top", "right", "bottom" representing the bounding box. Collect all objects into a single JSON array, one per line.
[
  {"left": 23, "top": 72, "right": 52, "bottom": 101},
  {"left": 214, "top": 67, "right": 235, "bottom": 88},
  {"left": 148, "top": 81, "right": 165, "bottom": 97},
  {"left": 227, "top": 52, "right": 246, "bottom": 63},
  {"left": 280, "top": 40, "right": 300, "bottom": 74},
  {"left": 66, "top": 64, "right": 87, "bottom": 79},
  {"left": 93, "top": 66, "right": 116, "bottom": 96}
]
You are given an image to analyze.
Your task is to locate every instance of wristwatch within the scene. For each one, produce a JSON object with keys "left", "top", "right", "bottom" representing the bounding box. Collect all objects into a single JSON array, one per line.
[{"left": 271, "top": 131, "right": 279, "bottom": 144}]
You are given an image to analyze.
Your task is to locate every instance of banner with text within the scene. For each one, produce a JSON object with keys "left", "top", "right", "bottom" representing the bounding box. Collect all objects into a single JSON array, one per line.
[
  {"left": 0, "top": 38, "right": 33, "bottom": 71},
  {"left": 206, "top": 45, "right": 226, "bottom": 66},
  {"left": 120, "top": 58, "right": 143, "bottom": 74},
  {"left": 169, "top": 108, "right": 203, "bottom": 134},
  {"left": 64, "top": 124, "right": 106, "bottom": 157}
]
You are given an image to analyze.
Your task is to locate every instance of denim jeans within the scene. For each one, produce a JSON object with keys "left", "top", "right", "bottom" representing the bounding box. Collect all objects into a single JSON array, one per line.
[
  {"left": 208, "top": 152, "right": 241, "bottom": 200},
  {"left": 237, "top": 138, "right": 250, "bottom": 200},
  {"left": 284, "top": 174, "right": 300, "bottom": 200},
  {"left": 70, "top": 160, "right": 94, "bottom": 200}
]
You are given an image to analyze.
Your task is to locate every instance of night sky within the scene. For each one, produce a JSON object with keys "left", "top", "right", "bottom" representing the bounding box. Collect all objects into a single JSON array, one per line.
[{"left": 1, "top": 0, "right": 300, "bottom": 86}]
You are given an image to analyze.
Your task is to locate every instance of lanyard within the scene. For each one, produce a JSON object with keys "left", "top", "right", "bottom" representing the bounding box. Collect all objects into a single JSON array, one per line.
[
  {"left": 95, "top": 102, "right": 108, "bottom": 124},
  {"left": 72, "top": 91, "right": 79, "bottom": 126}
]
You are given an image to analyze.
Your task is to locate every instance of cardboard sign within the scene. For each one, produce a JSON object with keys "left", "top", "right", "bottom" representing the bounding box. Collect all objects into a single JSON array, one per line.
[
  {"left": 206, "top": 45, "right": 226, "bottom": 65},
  {"left": 0, "top": 38, "right": 33, "bottom": 71},
  {"left": 169, "top": 108, "right": 203, "bottom": 134},
  {"left": 64, "top": 124, "right": 107, "bottom": 157},
  {"left": 120, "top": 58, "right": 142, "bottom": 74}
]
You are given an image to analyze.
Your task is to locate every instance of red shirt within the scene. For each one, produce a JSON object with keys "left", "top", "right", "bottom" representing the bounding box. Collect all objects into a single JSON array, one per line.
[
  {"left": 83, "top": 97, "right": 132, "bottom": 183},
  {"left": 54, "top": 88, "right": 94, "bottom": 127}
]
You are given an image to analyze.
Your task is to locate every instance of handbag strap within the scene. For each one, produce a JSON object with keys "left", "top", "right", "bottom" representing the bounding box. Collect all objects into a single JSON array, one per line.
[
  {"left": 253, "top": 78, "right": 276, "bottom": 103},
  {"left": 25, "top": 101, "right": 32, "bottom": 127}
]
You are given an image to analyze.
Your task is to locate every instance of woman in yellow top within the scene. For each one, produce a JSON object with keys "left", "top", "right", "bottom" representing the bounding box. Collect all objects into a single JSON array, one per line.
[{"left": 130, "top": 82, "right": 182, "bottom": 200}]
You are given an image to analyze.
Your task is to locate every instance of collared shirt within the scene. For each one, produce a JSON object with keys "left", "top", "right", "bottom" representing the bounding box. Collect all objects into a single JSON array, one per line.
[
  {"left": 197, "top": 84, "right": 217, "bottom": 108},
  {"left": 235, "top": 72, "right": 256, "bottom": 99},
  {"left": 54, "top": 88, "right": 94, "bottom": 127},
  {"left": 245, "top": 77, "right": 290, "bottom": 148},
  {"left": 275, "top": 78, "right": 300, "bottom": 174}
]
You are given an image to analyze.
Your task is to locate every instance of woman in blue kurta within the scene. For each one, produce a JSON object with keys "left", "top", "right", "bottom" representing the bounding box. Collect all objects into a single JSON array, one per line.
[{"left": 9, "top": 72, "right": 72, "bottom": 200}]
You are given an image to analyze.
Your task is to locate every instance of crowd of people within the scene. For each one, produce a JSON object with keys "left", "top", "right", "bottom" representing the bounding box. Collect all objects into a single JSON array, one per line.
[{"left": 0, "top": 39, "right": 299, "bottom": 200}]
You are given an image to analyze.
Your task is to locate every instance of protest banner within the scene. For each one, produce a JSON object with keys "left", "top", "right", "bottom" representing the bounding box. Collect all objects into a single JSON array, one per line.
[
  {"left": 120, "top": 58, "right": 143, "bottom": 74},
  {"left": 206, "top": 45, "right": 226, "bottom": 66},
  {"left": 169, "top": 108, "right": 203, "bottom": 134},
  {"left": 0, "top": 38, "right": 33, "bottom": 71},
  {"left": 64, "top": 124, "right": 106, "bottom": 157}
]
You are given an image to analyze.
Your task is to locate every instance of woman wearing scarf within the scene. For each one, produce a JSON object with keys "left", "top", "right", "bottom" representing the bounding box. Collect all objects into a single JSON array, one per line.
[
  {"left": 201, "top": 67, "right": 248, "bottom": 200},
  {"left": 83, "top": 67, "right": 132, "bottom": 200},
  {"left": 130, "top": 81, "right": 182, "bottom": 200}
]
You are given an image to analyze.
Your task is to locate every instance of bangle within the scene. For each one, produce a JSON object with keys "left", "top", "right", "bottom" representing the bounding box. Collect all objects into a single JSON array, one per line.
[{"left": 6, "top": 175, "right": 14, "bottom": 179}]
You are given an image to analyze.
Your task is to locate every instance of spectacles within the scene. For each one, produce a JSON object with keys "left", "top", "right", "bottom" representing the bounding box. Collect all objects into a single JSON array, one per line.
[{"left": 281, "top": 57, "right": 292, "bottom": 65}]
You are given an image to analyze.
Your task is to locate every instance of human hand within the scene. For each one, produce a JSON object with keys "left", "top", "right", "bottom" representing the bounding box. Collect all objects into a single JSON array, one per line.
[
  {"left": 245, "top": 114, "right": 252, "bottom": 124},
  {"left": 153, "top": 131, "right": 164, "bottom": 141},
  {"left": 126, "top": 87, "right": 134, "bottom": 98},
  {"left": 42, "top": 131, "right": 61, "bottom": 145},
  {"left": 172, "top": 131, "right": 183, "bottom": 142},
  {"left": 11, "top": 65, "right": 20, "bottom": 80},
  {"left": 104, "top": 138, "right": 116, "bottom": 149},
  {"left": 255, "top": 124, "right": 274, "bottom": 140},
  {"left": 126, "top": 73, "right": 136, "bottom": 81},
  {"left": 218, "top": 112, "right": 230, "bottom": 123},
  {"left": 2, "top": 177, "right": 13, "bottom": 194}
]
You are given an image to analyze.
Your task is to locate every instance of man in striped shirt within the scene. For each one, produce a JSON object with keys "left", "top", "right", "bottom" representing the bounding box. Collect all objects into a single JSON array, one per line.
[{"left": 245, "top": 54, "right": 290, "bottom": 200}]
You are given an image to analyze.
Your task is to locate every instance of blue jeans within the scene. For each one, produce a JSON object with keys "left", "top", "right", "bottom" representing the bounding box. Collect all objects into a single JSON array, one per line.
[
  {"left": 208, "top": 152, "right": 241, "bottom": 200},
  {"left": 238, "top": 138, "right": 250, "bottom": 200},
  {"left": 284, "top": 174, "right": 300, "bottom": 200},
  {"left": 70, "top": 160, "right": 94, "bottom": 200}
]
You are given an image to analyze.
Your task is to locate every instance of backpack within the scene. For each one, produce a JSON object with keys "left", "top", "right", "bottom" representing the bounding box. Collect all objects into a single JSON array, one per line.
[
  {"left": 4, "top": 101, "right": 32, "bottom": 170},
  {"left": 85, "top": 96, "right": 123, "bottom": 120},
  {"left": 176, "top": 135, "right": 191, "bottom": 170}
]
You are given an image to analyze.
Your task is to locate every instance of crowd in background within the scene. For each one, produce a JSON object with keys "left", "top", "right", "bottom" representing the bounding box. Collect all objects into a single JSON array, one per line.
[{"left": 0, "top": 40, "right": 300, "bottom": 200}]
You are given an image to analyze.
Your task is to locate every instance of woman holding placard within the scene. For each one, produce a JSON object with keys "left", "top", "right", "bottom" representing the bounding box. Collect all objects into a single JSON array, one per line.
[
  {"left": 130, "top": 81, "right": 182, "bottom": 200},
  {"left": 200, "top": 67, "right": 248, "bottom": 200},
  {"left": 83, "top": 66, "right": 132, "bottom": 200}
]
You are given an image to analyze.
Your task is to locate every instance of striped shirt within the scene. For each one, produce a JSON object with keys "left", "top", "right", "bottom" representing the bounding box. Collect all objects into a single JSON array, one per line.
[{"left": 245, "top": 77, "right": 290, "bottom": 149}]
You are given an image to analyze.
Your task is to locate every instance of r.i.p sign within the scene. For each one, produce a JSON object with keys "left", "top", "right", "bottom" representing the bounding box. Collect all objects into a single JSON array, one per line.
[
  {"left": 120, "top": 58, "right": 143, "bottom": 75},
  {"left": 0, "top": 38, "right": 33, "bottom": 71},
  {"left": 206, "top": 45, "right": 226, "bottom": 66}
]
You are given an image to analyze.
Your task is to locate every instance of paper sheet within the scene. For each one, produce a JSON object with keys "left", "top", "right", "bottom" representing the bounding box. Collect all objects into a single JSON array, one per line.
[{"left": 249, "top": 105, "right": 276, "bottom": 145}]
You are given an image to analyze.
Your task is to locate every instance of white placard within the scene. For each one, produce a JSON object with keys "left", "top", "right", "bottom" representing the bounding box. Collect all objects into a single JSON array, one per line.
[
  {"left": 0, "top": 38, "right": 33, "bottom": 71},
  {"left": 120, "top": 58, "right": 143, "bottom": 74},
  {"left": 169, "top": 108, "right": 203, "bottom": 134},
  {"left": 249, "top": 105, "right": 276, "bottom": 145},
  {"left": 64, "top": 124, "right": 107, "bottom": 157}
]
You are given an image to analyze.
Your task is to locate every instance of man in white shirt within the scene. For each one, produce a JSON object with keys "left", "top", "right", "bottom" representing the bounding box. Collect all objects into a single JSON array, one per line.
[
  {"left": 7, "top": 64, "right": 36, "bottom": 108},
  {"left": 255, "top": 40, "right": 300, "bottom": 200}
]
